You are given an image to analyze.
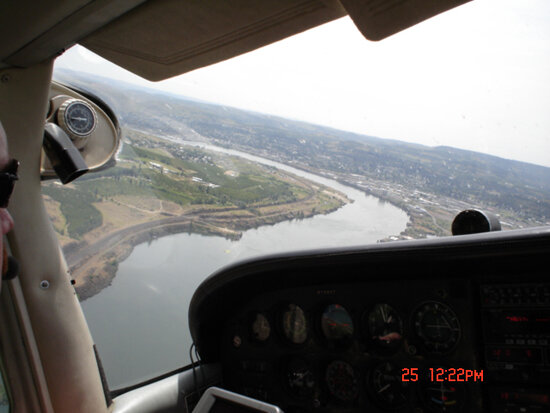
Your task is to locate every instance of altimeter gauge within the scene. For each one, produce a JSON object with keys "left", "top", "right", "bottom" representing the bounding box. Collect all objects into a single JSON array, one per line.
[
  {"left": 367, "top": 303, "right": 403, "bottom": 352},
  {"left": 57, "top": 98, "right": 97, "bottom": 141}
]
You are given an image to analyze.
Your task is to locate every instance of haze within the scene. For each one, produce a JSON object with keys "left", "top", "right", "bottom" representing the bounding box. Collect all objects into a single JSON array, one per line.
[{"left": 56, "top": 0, "right": 550, "bottom": 167}]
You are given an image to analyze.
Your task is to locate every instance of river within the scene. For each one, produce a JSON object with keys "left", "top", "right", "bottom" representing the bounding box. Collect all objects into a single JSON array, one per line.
[{"left": 80, "top": 141, "right": 409, "bottom": 389}]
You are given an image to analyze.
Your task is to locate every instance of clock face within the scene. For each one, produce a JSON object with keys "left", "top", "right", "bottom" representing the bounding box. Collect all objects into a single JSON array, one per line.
[{"left": 59, "top": 99, "right": 97, "bottom": 137}]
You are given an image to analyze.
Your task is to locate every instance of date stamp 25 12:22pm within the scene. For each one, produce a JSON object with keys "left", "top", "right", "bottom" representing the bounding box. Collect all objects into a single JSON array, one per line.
[{"left": 402, "top": 367, "right": 484, "bottom": 382}]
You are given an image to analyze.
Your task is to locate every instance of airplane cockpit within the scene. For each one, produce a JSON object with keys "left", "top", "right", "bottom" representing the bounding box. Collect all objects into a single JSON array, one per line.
[
  {"left": 1, "top": 1, "right": 549, "bottom": 413},
  {"left": 186, "top": 226, "right": 550, "bottom": 413}
]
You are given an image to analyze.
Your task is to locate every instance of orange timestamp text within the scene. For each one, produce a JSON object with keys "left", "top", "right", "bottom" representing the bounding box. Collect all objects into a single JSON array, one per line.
[{"left": 401, "top": 367, "right": 484, "bottom": 382}]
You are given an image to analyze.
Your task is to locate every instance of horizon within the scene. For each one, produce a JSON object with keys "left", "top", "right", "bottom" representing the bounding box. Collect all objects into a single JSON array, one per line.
[
  {"left": 55, "top": 3, "right": 550, "bottom": 167},
  {"left": 55, "top": 67, "right": 550, "bottom": 171}
]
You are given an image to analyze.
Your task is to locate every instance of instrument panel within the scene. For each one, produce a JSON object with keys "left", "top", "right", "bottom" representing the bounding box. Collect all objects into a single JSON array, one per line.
[
  {"left": 189, "top": 228, "right": 550, "bottom": 413},
  {"left": 219, "top": 279, "right": 482, "bottom": 412}
]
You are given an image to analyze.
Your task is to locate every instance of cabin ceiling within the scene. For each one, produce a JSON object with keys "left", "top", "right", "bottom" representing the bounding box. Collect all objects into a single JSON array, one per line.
[{"left": 1, "top": 0, "right": 470, "bottom": 81}]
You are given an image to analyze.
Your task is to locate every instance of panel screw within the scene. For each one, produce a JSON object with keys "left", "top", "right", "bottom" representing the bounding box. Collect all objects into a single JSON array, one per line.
[
  {"left": 0, "top": 74, "right": 11, "bottom": 83},
  {"left": 40, "top": 280, "right": 50, "bottom": 289}
]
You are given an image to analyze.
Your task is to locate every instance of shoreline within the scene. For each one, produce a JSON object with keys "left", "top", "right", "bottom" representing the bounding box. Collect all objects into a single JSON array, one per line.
[
  {"left": 203, "top": 142, "right": 443, "bottom": 239},
  {"left": 338, "top": 180, "right": 447, "bottom": 240},
  {"left": 185, "top": 140, "right": 422, "bottom": 235},
  {"left": 71, "top": 201, "right": 345, "bottom": 301},
  {"left": 69, "top": 140, "right": 414, "bottom": 302}
]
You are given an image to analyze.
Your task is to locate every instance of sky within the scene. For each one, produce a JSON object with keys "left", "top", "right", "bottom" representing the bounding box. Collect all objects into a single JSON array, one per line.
[{"left": 55, "top": 0, "right": 550, "bottom": 167}]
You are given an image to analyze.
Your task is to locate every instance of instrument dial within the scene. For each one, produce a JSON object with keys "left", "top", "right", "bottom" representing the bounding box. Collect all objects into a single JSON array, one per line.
[
  {"left": 251, "top": 313, "right": 271, "bottom": 342},
  {"left": 58, "top": 99, "right": 97, "bottom": 139},
  {"left": 367, "top": 303, "right": 403, "bottom": 352},
  {"left": 321, "top": 304, "right": 354, "bottom": 341},
  {"left": 325, "top": 360, "right": 358, "bottom": 402},
  {"left": 282, "top": 304, "right": 308, "bottom": 344},
  {"left": 413, "top": 302, "right": 461, "bottom": 354},
  {"left": 368, "top": 362, "right": 408, "bottom": 409},
  {"left": 421, "top": 381, "right": 463, "bottom": 412},
  {"left": 286, "top": 358, "right": 316, "bottom": 398}
]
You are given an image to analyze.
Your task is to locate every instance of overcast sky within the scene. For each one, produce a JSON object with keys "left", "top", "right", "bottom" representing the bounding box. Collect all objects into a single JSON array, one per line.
[{"left": 56, "top": 0, "right": 550, "bottom": 167}]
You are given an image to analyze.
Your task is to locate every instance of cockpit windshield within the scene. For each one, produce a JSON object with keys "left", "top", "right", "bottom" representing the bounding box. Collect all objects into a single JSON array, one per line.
[{"left": 46, "top": 1, "right": 550, "bottom": 390}]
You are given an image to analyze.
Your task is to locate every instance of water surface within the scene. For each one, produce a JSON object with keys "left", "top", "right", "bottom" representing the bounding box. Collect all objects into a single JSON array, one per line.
[{"left": 81, "top": 144, "right": 408, "bottom": 388}]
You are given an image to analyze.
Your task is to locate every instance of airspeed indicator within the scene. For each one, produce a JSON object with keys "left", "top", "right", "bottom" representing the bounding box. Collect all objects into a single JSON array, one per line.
[
  {"left": 282, "top": 304, "right": 308, "bottom": 344},
  {"left": 251, "top": 313, "right": 271, "bottom": 342}
]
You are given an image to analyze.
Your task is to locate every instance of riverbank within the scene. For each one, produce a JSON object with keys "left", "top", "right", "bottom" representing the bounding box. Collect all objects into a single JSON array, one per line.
[
  {"left": 61, "top": 140, "right": 413, "bottom": 301},
  {"left": 66, "top": 188, "right": 348, "bottom": 301},
  {"left": 198, "top": 140, "right": 527, "bottom": 238},
  {"left": 196, "top": 140, "right": 452, "bottom": 239},
  {"left": 340, "top": 180, "right": 452, "bottom": 240}
]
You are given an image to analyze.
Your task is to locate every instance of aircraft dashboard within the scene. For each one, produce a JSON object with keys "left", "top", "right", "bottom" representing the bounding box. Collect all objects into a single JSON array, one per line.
[{"left": 188, "top": 227, "right": 550, "bottom": 413}]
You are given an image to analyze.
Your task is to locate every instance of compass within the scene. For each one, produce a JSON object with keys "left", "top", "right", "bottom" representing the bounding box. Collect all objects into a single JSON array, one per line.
[{"left": 57, "top": 98, "right": 97, "bottom": 140}]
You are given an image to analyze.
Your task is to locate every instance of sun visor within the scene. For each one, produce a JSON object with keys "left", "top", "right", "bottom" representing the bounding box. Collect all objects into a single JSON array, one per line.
[
  {"left": 340, "top": 0, "right": 471, "bottom": 40},
  {"left": 79, "top": 0, "right": 346, "bottom": 81},
  {"left": 0, "top": 0, "right": 147, "bottom": 68}
]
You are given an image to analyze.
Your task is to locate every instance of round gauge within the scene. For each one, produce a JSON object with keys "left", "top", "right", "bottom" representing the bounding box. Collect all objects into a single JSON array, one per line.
[
  {"left": 413, "top": 302, "right": 461, "bottom": 354},
  {"left": 57, "top": 99, "right": 97, "bottom": 138},
  {"left": 367, "top": 303, "right": 403, "bottom": 352},
  {"left": 251, "top": 313, "right": 271, "bottom": 342},
  {"left": 282, "top": 304, "right": 308, "bottom": 344},
  {"left": 286, "top": 358, "right": 316, "bottom": 398},
  {"left": 321, "top": 304, "right": 354, "bottom": 341},
  {"left": 421, "top": 381, "right": 463, "bottom": 412},
  {"left": 325, "top": 360, "right": 358, "bottom": 402},
  {"left": 368, "top": 362, "right": 408, "bottom": 409}
]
